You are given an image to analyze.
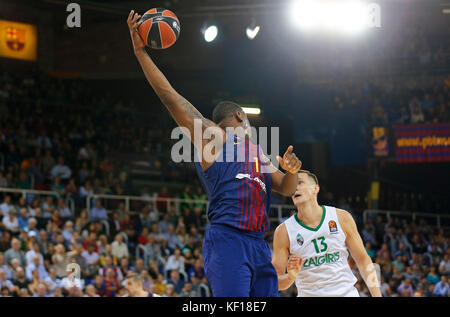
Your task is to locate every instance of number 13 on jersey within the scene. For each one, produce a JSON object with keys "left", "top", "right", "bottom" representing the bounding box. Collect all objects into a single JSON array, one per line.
[{"left": 312, "top": 237, "right": 328, "bottom": 254}]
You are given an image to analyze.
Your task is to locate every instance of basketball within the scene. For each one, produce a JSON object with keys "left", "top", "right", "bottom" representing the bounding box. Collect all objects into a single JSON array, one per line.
[{"left": 137, "top": 8, "right": 180, "bottom": 49}]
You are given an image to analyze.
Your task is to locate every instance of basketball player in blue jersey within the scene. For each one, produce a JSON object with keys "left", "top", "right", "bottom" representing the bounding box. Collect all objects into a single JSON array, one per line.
[{"left": 127, "top": 11, "right": 302, "bottom": 297}]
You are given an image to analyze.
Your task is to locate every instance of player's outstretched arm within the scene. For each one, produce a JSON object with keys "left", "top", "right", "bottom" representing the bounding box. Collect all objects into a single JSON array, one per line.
[
  {"left": 272, "top": 223, "right": 303, "bottom": 290},
  {"left": 127, "top": 10, "right": 225, "bottom": 167},
  {"left": 337, "top": 209, "right": 382, "bottom": 297},
  {"left": 270, "top": 146, "right": 301, "bottom": 196}
]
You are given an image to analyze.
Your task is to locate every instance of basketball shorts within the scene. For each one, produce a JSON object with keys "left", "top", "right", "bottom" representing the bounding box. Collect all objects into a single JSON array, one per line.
[{"left": 202, "top": 223, "right": 278, "bottom": 297}]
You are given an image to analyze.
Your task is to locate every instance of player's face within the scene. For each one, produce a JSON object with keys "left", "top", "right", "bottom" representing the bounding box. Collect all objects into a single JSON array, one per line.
[
  {"left": 125, "top": 279, "right": 137, "bottom": 296},
  {"left": 291, "top": 173, "right": 317, "bottom": 205}
]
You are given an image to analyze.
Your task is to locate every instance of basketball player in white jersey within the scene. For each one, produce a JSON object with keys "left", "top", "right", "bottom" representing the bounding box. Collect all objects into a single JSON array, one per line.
[
  {"left": 272, "top": 170, "right": 381, "bottom": 297},
  {"left": 124, "top": 274, "right": 161, "bottom": 297}
]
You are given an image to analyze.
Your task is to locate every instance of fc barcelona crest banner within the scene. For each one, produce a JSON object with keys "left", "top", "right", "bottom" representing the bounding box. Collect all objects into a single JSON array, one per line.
[
  {"left": 394, "top": 123, "right": 450, "bottom": 163},
  {"left": 0, "top": 20, "right": 37, "bottom": 61}
]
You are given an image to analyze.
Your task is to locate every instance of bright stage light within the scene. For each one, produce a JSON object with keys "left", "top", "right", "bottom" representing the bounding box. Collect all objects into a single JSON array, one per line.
[
  {"left": 246, "top": 25, "right": 260, "bottom": 40},
  {"left": 289, "top": 0, "right": 379, "bottom": 34},
  {"left": 203, "top": 25, "right": 218, "bottom": 42},
  {"left": 290, "top": 0, "right": 319, "bottom": 30},
  {"left": 242, "top": 107, "right": 261, "bottom": 115}
]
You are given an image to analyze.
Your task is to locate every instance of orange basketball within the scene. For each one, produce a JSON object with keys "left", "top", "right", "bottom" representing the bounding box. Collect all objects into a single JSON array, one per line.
[{"left": 137, "top": 8, "right": 180, "bottom": 50}]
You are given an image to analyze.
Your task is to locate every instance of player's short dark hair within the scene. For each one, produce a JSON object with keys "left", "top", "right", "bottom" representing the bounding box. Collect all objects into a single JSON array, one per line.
[
  {"left": 126, "top": 273, "right": 143, "bottom": 284},
  {"left": 299, "top": 170, "right": 319, "bottom": 186},
  {"left": 212, "top": 101, "right": 243, "bottom": 124}
]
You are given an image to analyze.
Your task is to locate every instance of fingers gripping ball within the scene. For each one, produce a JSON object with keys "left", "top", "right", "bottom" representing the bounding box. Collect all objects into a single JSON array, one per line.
[{"left": 137, "top": 8, "right": 180, "bottom": 49}]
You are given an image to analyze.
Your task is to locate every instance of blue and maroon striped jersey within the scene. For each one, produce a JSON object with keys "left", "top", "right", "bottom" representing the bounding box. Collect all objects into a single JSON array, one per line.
[{"left": 194, "top": 131, "right": 272, "bottom": 232}]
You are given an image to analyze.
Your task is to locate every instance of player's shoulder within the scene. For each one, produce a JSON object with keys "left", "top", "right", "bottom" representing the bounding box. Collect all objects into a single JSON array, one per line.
[
  {"left": 335, "top": 208, "right": 356, "bottom": 232},
  {"left": 335, "top": 208, "right": 353, "bottom": 220},
  {"left": 274, "top": 221, "right": 289, "bottom": 239}
]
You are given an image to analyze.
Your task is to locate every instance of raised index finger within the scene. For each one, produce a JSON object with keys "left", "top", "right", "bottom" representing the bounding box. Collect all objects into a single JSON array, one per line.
[{"left": 284, "top": 145, "right": 294, "bottom": 156}]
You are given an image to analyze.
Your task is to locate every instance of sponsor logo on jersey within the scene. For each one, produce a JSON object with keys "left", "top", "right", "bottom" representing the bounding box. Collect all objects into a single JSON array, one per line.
[
  {"left": 235, "top": 173, "right": 266, "bottom": 193},
  {"left": 302, "top": 251, "right": 340, "bottom": 268},
  {"left": 328, "top": 220, "right": 338, "bottom": 234},
  {"left": 296, "top": 233, "right": 304, "bottom": 246}
]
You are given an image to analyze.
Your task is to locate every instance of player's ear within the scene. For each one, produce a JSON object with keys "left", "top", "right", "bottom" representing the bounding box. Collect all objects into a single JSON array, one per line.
[
  {"left": 314, "top": 184, "right": 320, "bottom": 196},
  {"left": 234, "top": 111, "right": 245, "bottom": 123}
]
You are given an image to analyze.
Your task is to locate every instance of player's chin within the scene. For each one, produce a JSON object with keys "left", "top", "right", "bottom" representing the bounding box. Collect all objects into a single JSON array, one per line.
[{"left": 292, "top": 196, "right": 302, "bottom": 205}]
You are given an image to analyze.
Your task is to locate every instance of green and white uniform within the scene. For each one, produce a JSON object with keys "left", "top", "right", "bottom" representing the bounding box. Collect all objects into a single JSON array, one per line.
[{"left": 282, "top": 205, "right": 358, "bottom": 297}]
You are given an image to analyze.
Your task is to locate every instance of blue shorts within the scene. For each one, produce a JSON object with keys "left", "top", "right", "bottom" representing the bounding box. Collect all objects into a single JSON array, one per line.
[{"left": 202, "top": 223, "right": 278, "bottom": 297}]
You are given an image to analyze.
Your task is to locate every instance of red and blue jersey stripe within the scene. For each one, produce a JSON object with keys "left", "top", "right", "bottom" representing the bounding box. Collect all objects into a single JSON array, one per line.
[{"left": 194, "top": 132, "right": 271, "bottom": 233}]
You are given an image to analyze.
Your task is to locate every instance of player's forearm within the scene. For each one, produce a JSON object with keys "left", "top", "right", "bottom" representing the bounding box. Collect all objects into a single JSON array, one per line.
[
  {"left": 278, "top": 172, "right": 298, "bottom": 196},
  {"left": 356, "top": 256, "right": 382, "bottom": 297},
  {"left": 277, "top": 273, "right": 296, "bottom": 290},
  {"left": 134, "top": 48, "right": 178, "bottom": 105},
  {"left": 134, "top": 48, "right": 207, "bottom": 131}
]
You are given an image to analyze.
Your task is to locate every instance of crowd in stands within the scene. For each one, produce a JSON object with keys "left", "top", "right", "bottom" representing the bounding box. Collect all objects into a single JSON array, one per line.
[
  {"left": 0, "top": 189, "right": 210, "bottom": 297},
  {"left": 1, "top": 190, "right": 447, "bottom": 297},
  {"left": 330, "top": 75, "right": 450, "bottom": 126}
]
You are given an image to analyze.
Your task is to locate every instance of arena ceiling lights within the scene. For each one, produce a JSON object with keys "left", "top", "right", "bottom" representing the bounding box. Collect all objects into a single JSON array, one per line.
[
  {"left": 201, "top": 23, "right": 218, "bottom": 42},
  {"left": 289, "top": 0, "right": 381, "bottom": 35},
  {"left": 246, "top": 18, "right": 261, "bottom": 40}
]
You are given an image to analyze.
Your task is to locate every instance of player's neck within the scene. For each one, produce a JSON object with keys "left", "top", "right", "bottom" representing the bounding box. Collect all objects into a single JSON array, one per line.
[{"left": 296, "top": 201, "right": 323, "bottom": 226}]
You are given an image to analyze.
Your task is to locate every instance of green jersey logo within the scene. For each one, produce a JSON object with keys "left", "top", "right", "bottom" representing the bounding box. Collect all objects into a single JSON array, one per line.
[{"left": 303, "top": 251, "right": 341, "bottom": 268}]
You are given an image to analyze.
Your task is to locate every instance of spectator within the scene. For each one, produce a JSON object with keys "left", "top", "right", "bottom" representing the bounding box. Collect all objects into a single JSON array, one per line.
[
  {"left": 0, "top": 253, "right": 12, "bottom": 280},
  {"left": 41, "top": 197, "right": 55, "bottom": 219},
  {"left": 57, "top": 198, "right": 72, "bottom": 219},
  {"left": 44, "top": 268, "right": 61, "bottom": 293},
  {"left": 91, "top": 199, "right": 108, "bottom": 222},
  {"left": 156, "top": 186, "right": 171, "bottom": 213},
  {"left": 98, "top": 255, "right": 123, "bottom": 281},
  {"left": 51, "top": 243, "right": 76, "bottom": 278},
  {"left": 13, "top": 267, "right": 29, "bottom": 292},
  {"left": 4, "top": 238, "right": 25, "bottom": 266},
  {"left": 154, "top": 273, "right": 166, "bottom": 296},
  {"left": 164, "top": 224, "right": 184, "bottom": 251},
  {"left": 180, "top": 282, "right": 199, "bottom": 297},
  {"left": 26, "top": 255, "right": 48, "bottom": 281},
  {"left": 92, "top": 275, "right": 106, "bottom": 297},
  {"left": 427, "top": 265, "right": 440, "bottom": 285},
  {"left": 50, "top": 156, "right": 72, "bottom": 180},
  {"left": 111, "top": 234, "right": 129, "bottom": 260},
  {"left": 162, "top": 283, "right": 178, "bottom": 297},
  {"left": 166, "top": 248, "right": 185, "bottom": 275},
  {"left": 79, "top": 181, "right": 94, "bottom": 198},
  {"left": 81, "top": 243, "right": 100, "bottom": 267},
  {"left": 2, "top": 210, "right": 19, "bottom": 234},
  {"left": 0, "top": 269, "right": 14, "bottom": 293},
  {"left": 433, "top": 276, "right": 449, "bottom": 297},
  {"left": 439, "top": 254, "right": 450, "bottom": 275},
  {"left": 0, "top": 195, "right": 13, "bottom": 218},
  {"left": 84, "top": 284, "right": 100, "bottom": 297},
  {"left": 187, "top": 258, "right": 207, "bottom": 285},
  {"left": 397, "top": 278, "right": 414, "bottom": 296},
  {"left": 50, "top": 177, "right": 65, "bottom": 198},
  {"left": 104, "top": 268, "right": 119, "bottom": 297}
]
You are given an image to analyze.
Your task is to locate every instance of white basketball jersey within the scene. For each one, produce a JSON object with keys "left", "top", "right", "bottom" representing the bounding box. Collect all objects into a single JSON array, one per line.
[{"left": 283, "top": 205, "right": 358, "bottom": 297}]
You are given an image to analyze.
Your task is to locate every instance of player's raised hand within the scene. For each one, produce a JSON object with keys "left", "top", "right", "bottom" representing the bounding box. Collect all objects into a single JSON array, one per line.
[
  {"left": 277, "top": 146, "right": 302, "bottom": 174},
  {"left": 127, "top": 10, "right": 144, "bottom": 53},
  {"left": 287, "top": 255, "right": 303, "bottom": 280}
]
